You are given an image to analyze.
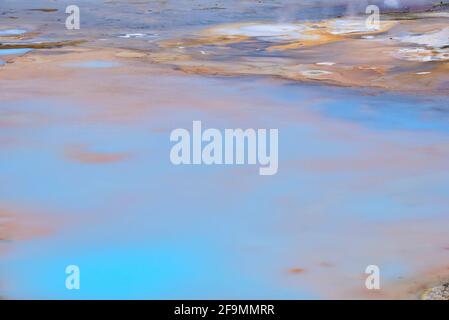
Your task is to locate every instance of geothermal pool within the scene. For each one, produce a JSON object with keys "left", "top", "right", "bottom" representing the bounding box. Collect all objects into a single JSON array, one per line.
[{"left": 0, "top": 0, "right": 449, "bottom": 299}]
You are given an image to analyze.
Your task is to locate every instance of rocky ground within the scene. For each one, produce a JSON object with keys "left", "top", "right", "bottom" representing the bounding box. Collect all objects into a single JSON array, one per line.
[{"left": 422, "top": 282, "right": 449, "bottom": 300}]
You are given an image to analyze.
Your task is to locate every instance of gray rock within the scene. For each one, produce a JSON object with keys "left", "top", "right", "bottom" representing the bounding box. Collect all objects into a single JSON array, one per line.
[{"left": 422, "top": 282, "right": 449, "bottom": 300}]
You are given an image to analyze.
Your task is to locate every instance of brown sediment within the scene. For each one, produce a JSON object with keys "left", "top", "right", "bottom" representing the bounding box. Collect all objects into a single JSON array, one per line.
[
  {"left": 146, "top": 14, "right": 449, "bottom": 93},
  {"left": 0, "top": 207, "right": 57, "bottom": 242},
  {"left": 26, "top": 8, "right": 58, "bottom": 13},
  {"left": 164, "top": 19, "right": 397, "bottom": 52},
  {"left": 159, "top": 35, "right": 250, "bottom": 48},
  {"left": 1, "top": 39, "right": 445, "bottom": 95},
  {"left": 0, "top": 40, "right": 86, "bottom": 50},
  {"left": 266, "top": 30, "right": 343, "bottom": 51},
  {"left": 1, "top": 12, "right": 446, "bottom": 94},
  {"left": 0, "top": 206, "right": 63, "bottom": 298},
  {"left": 289, "top": 268, "right": 306, "bottom": 274},
  {"left": 13, "top": 32, "right": 40, "bottom": 41},
  {"left": 399, "top": 267, "right": 449, "bottom": 300},
  {"left": 0, "top": 211, "right": 12, "bottom": 242},
  {"left": 115, "top": 51, "right": 147, "bottom": 58},
  {"left": 148, "top": 52, "right": 194, "bottom": 63},
  {"left": 64, "top": 144, "right": 131, "bottom": 164},
  {"left": 267, "top": 19, "right": 397, "bottom": 51},
  {"left": 0, "top": 32, "right": 40, "bottom": 41},
  {"left": 148, "top": 50, "right": 410, "bottom": 92}
]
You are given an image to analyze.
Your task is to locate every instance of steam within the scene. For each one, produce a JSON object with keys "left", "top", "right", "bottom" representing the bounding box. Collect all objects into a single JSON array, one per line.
[
  {"left": 274, "top": 0, "right": 436, "bottom": 22},
  {"left": 384, "top": 0, "right": 400, "bottom": 8}
]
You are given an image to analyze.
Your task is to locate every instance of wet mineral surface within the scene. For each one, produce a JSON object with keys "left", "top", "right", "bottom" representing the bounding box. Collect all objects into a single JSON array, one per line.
[{"left": 1, "top": 0, "right": 449, "bottom": 299}]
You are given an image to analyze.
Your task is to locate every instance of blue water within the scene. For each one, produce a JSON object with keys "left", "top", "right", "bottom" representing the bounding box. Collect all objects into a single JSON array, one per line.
[
  {"left": 0, "top": 49, "right": 32, "bottom": 56},
  {"left": 0, "top": 0, "right": 448, "bottom": 299},
  {"left": 63, "top": 60, "right": 122, "bottom": 69},
  {"left": 0, "top": 29, "right": 27, "bottom": 36},
  {"left": 1, "top": 75, "right": 448, "bottom": 298}
]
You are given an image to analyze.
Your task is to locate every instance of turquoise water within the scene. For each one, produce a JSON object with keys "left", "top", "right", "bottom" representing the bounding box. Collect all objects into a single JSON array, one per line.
[
  {"left": 64, "top": 60, "right": 122, "bottom": 69},
  {"left": 1, "top": 76, "right": 448, "bottom": 298},
  {"left": 0, "top": 0, "right": 448, "bottom": 299},
  {"left": 0, "top": 29, "right": 26, "bottom": 37},
  {"left": 0, "top": 29, "right": 27, "bottom": 36},
  {"left": 0, "top": 49, "right": 32, "bottom": 56}
]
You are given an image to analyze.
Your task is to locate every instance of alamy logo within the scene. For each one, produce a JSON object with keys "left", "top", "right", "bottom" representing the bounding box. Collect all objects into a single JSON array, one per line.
[
  {"left": 365, "top": 265, "right": 380, "bottom": 290},
  {"left": 65, "top": 5, "right": 80, "bottom": 30},
  {"left": 65, "top": 265, "right": 80, "bottom": 290},
  {"left": 365, "top": 5, "right": 380, "bottom": 30},
  {"left": 170, "top": 121, "right": 278, "bottom": 175}
]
